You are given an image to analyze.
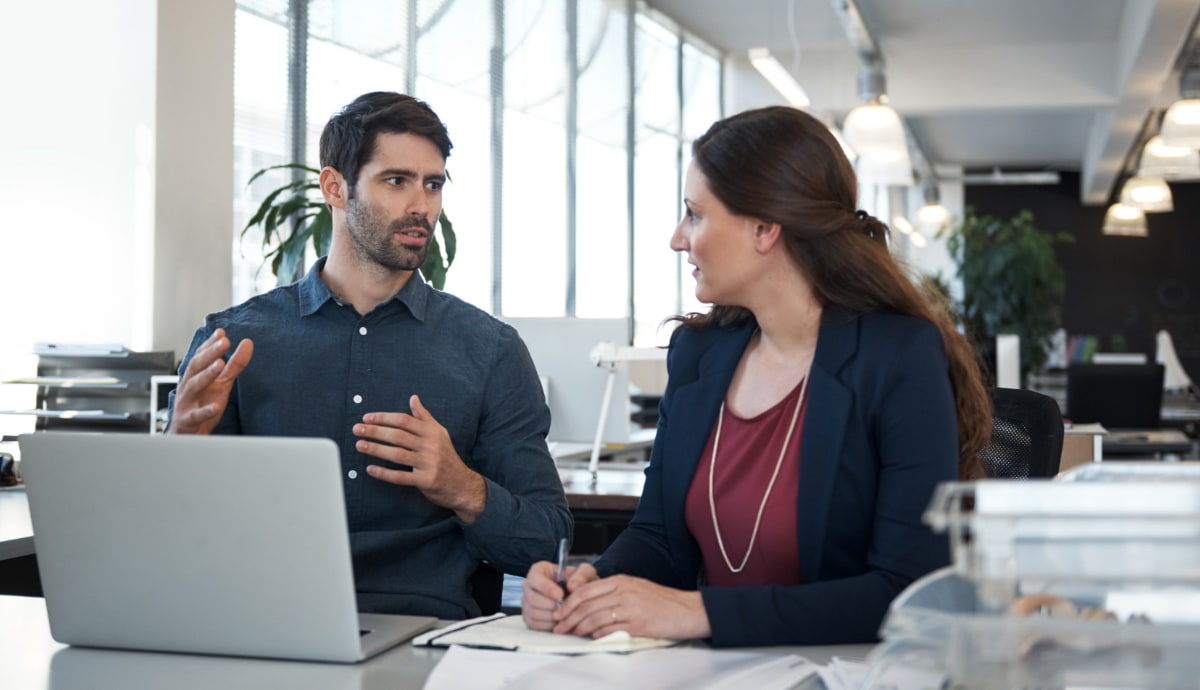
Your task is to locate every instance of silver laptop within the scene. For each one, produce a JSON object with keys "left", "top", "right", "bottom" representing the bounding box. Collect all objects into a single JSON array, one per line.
[{"left": 19, "top": 432, "right": 436, "bottom": 663}]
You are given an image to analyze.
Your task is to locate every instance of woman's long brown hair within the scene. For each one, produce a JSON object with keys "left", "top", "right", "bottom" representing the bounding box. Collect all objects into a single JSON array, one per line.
[{"left": 675, "top": 106, "right": 989, "bottom": 479}]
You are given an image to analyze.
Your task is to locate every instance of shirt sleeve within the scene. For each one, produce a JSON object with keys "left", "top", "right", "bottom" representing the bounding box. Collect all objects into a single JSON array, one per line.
[{"left": 458, "top": 324, "right": 573, "bottom": 575}]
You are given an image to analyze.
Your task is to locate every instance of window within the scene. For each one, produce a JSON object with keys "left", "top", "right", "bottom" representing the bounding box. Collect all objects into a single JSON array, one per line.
[{"left": 232, "top": 0, "right": 721, "bottom": 340}]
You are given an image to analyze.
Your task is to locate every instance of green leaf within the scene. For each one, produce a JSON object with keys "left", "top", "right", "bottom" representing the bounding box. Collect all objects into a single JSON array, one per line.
[
  {"left": 311, "top": 207, "right": 333, "bottom": 257},
  {"left": 438, "top": 209, "right": 456, "bottom": 267},
  {"left": 420, "top": 234, "right": 447, "bottom": 290}
]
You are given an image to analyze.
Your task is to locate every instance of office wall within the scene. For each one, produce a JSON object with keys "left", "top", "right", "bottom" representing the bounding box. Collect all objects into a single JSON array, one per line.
[
  {"left": 966, "top": 172, "right": 1200, "bottom": 379},
  {"left": 0, "top": 0, "right": 234, "bottom": 363}
]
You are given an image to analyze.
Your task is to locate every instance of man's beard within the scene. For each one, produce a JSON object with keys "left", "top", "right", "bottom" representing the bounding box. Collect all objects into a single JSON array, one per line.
[{"left": 345, "top": 196, "right": 432, "bottom": 272}]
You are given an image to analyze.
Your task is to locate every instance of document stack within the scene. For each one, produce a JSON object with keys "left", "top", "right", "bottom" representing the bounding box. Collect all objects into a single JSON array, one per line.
[{"left": 870, "top": 462, "right": 1200, "bottom": 689}]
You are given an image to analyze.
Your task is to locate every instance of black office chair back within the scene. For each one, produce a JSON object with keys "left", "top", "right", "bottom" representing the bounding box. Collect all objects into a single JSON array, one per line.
[
  {"left": 980, "top": 387, "right": 1064, "bottom": 479},
  {"left": 470, "top": 562, "right": 504, "bottom": 615}
]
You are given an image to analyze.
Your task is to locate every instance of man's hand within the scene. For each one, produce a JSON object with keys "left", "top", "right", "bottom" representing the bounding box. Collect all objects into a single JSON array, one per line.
[
  {"left": 355, "top": 394, "right": 487, "bottom": 523},
  {"left": 168, "top": 328, "right": 253, "bottom": 435}
]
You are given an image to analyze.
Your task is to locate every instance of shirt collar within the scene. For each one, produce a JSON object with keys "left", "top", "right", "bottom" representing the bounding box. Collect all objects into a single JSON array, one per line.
[{"left": 296, "top": 256, "right": 429, "bottom": 321}]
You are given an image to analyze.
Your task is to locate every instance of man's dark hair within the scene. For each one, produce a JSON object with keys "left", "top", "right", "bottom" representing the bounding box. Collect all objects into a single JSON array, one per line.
[{"left": 319, "top": 92, "right": 452, "bottom": 195}]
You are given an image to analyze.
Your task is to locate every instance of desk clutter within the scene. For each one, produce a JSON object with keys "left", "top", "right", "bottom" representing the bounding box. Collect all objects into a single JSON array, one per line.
[
  {"left": 869, "top": 462, "right": 1200, "bottom": 688},
  {"left": 0, "top": 344, "right": 174, "bottom": 435}
]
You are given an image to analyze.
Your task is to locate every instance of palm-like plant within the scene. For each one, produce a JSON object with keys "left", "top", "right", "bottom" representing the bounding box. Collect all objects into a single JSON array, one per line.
[{"left": 241, "top": 163, "right": 456, "bottom": 289}]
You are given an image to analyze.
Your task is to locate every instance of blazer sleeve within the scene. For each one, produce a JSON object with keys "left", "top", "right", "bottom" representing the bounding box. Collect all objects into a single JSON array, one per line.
[
  {"left": 701, "top": 320, "right": 958, "bottom": 646},
  {"left": 591, "top": 337, "right": 698, "bottom": 587}
]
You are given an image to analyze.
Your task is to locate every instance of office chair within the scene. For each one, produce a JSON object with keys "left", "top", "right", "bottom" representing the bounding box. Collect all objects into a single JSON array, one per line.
[
  {"left": 979, "top": 387, "right": 1064, "bottom": 479},
  {"left": 470, "top": 561, "right": 504, "bottom": 615}
]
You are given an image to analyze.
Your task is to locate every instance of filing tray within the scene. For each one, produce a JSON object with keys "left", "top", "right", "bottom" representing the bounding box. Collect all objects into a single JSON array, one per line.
[{"left": 871, "top": 473, "right": 1200, "bottom": 689}]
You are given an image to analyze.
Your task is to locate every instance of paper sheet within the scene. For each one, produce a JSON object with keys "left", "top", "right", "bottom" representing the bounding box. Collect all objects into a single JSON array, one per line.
[
  {"left": 412, "top": 613, "right": 677, "bottom": 654},
  {"left": 422, "top": 646, "right": 567, "bottom": 690},
  {"left": 422, "top": 646, "right": 816, "bottom": 690}
]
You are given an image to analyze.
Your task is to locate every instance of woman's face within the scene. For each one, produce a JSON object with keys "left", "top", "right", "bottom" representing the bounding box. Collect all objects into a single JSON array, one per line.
[{"left": 671, "top": 162, "right": 761, "bottom": 305}]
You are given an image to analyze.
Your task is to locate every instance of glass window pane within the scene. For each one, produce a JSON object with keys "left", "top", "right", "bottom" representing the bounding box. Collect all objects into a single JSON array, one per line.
[
  {"left": 233, "top": 5, "right": 291, "bottom": 304},
  {"left": 575, "top": 0, "right": 630, "bottom": 320},
  {"left": 500, "top": 0, "right": 568, "bottom": 317},
  {"left": 631, "top": 13, "right": 680, "bottom": 347},
  {"left": 417, "top": 0, "right": 495, "bottom": 311}
]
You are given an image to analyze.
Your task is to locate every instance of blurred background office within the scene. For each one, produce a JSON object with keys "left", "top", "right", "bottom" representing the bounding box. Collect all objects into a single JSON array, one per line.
[{"left": 2, "top": 0, "right": 1199, "bottom": 442}]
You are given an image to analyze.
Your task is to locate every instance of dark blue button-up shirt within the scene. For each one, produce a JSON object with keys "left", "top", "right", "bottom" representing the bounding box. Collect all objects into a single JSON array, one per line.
[{"left": 171, "top": 259, "right": 571, "bottom": 618}]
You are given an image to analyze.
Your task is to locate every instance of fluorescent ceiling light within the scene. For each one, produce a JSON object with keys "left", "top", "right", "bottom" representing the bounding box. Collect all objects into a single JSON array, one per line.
[
  {"left": 1119, "top": 175, "right": 1173, "bottom": 213},
  {"left": 891, "top": 215, "right": 913, "bottom": 235},
  {"left": 748, "top": 48, "right": 810, "bottom": 108},
  {"left": 909, "top": 231, "right": 927, "bottom": 248},
  {"left": 1102, "top": 203, "right": 1148, "bottom": 237}
]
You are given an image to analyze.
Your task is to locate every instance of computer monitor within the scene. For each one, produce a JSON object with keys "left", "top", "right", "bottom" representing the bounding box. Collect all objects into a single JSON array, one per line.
[
  {"left": 504, "top": 317, "right": 632, "bottom": 445},
  {"left": 1066, "top": 363, "right": 1165, "bottom": 429}
]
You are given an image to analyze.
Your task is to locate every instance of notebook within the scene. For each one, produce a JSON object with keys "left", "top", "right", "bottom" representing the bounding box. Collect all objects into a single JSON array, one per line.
[{"left": 19, "top": 431, "right": 436, "bottom": 663}]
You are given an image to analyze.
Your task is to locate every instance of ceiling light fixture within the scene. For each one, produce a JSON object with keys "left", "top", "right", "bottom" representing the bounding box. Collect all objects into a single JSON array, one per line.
[
  {"left": 916, "top": 180, "right": 950, "bottom": 235},
  {"left": 748, "top": 48, "right": 811, "bottom": 108},
  {"left": 891, "top": 215, "right": 913, "bottom": 235},
  {"left": 1101, "top": 203, "right": 1149, "bottom": 237},
  {"left": 1160, "top": 64, "right": 1200, "bottom": 148},
  {"left": 842, "top": 63, "right": 906, "bottom": 156},
  {"left": 1119, "top": 175, "right": 1173, "bottom": 213},
  {"left": 1137, "top": 135, "right": 1200, "bottom": 178}
]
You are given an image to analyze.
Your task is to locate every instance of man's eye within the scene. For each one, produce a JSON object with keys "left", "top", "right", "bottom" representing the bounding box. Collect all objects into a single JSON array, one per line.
[
  {"left": 386, "top": 177, "right": 406, "bottom": 186},
  {"left": 426, "top": 180, "right": 444, "bottom": 191}
]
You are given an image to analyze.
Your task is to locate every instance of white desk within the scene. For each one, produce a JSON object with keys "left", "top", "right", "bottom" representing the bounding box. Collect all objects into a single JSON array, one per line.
[{"left": 0, "top": 595, "right": 872, "bottom": 690}]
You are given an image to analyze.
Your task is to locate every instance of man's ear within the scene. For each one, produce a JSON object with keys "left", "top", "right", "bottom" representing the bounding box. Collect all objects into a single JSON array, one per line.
[
  {"left": 319, "top": 167, "right": 348, "bottom": 209},
  {"left": 753, "top": 220, "right": 783, "bottom": 253}
]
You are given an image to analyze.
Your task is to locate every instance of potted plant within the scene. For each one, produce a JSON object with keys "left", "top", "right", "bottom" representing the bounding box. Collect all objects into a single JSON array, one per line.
[
  {"left": 241, "top": 163, "right": 456, "bottom": 289},
  {"left": 940, "top": 207, "right": 1073, "bottom": 383}
]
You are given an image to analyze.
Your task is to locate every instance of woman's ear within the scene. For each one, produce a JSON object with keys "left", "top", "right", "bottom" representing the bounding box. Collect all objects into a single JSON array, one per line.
[
  {"left": 753, "top": 221, "right": 783, "bottom": 253},
  {"left": 319, "top": 167, "right": 348, "bottom": 209}
]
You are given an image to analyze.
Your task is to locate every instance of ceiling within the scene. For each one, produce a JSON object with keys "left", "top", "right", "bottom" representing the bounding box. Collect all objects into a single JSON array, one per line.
[{"left": 646, "top": 0, "right": 1200, "bottom": 204}]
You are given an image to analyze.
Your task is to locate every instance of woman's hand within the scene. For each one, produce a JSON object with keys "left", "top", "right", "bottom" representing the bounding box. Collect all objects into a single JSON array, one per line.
[
  {"left": 520, "top": 561, "right": 598, "bottom": 631},
  {"left": 553, "top": 573, "right": 712, "bottom": 641}
]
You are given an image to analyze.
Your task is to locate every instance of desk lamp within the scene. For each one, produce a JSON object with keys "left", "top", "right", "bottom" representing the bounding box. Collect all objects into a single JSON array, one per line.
[{"left": 587, "top": 342, "right": 667, "bottom": 480}]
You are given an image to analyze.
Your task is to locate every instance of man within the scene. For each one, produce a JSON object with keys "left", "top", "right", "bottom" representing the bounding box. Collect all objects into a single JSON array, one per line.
[{"left": 169, "top": 92, "right": 572, "bottom": 619}]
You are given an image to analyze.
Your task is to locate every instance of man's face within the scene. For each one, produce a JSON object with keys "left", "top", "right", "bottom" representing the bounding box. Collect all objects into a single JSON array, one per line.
[{"left": 344, "top": 132, "right": 446, "bottom": 272}]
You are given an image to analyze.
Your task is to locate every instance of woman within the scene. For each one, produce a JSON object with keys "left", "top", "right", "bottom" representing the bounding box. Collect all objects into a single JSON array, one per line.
[{"left": 522, "top": 106, "right": 990, "bottom": 647}]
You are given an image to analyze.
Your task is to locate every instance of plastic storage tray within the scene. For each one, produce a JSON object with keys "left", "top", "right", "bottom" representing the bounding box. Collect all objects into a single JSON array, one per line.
[
  {"left": 870, "top": 471, "right": 1200, "bottom": 688},
  {"left": 924, "top": 479, "right": 1200, "bottom": 606},
  {"left": 873, "top": 567, "right": 1200, "bottom": 690}
]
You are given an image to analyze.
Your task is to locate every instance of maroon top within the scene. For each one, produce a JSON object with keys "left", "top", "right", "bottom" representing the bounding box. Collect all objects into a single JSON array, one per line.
[{"left": 685, "top": 378, "right": 807, "bottom": 587}]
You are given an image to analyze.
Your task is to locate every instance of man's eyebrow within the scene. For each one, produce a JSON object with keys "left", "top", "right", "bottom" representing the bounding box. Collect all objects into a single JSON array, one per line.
[{"left": 376, "top": 168, "right": 445, "bottom": 182}]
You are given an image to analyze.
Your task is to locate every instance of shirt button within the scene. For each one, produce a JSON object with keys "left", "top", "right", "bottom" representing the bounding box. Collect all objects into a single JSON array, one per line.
[
  {"left": 359, "top": 326, "right": 368, "bottom": 335},
  {"left": 353, "top": 394, "right": 363, "bottom": 404},
  {"left": 348, "top": 470, "right": 358, "bottom": 479}
]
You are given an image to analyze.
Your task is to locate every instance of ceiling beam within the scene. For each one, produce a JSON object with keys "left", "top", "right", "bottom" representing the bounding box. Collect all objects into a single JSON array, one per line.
[{"left": 1080, "top": 0, "right": 1200, "bottom": 205}]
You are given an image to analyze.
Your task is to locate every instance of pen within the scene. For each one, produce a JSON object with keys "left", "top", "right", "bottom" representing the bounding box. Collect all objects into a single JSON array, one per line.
[{"left": 555, "top": 537, "right": 569, "bottom": 605}]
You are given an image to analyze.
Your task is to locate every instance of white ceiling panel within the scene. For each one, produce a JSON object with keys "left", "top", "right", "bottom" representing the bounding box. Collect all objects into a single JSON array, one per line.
[{"left": 648, "top": 0, "right": 1200, "bottom": 203}]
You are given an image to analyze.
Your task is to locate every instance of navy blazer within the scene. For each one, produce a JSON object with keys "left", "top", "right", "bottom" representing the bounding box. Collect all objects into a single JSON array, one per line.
[{"left": 593, "top": 307, "right": 958, "bottom": 646}]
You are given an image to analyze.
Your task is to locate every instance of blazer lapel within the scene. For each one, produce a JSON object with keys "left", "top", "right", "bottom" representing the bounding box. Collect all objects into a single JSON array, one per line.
[
  {"left": 659, "top": 322, "right": 757, "bottom": 547},
  {"left": 795, "top": 308, "right": 858, "bottom": 580}
]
